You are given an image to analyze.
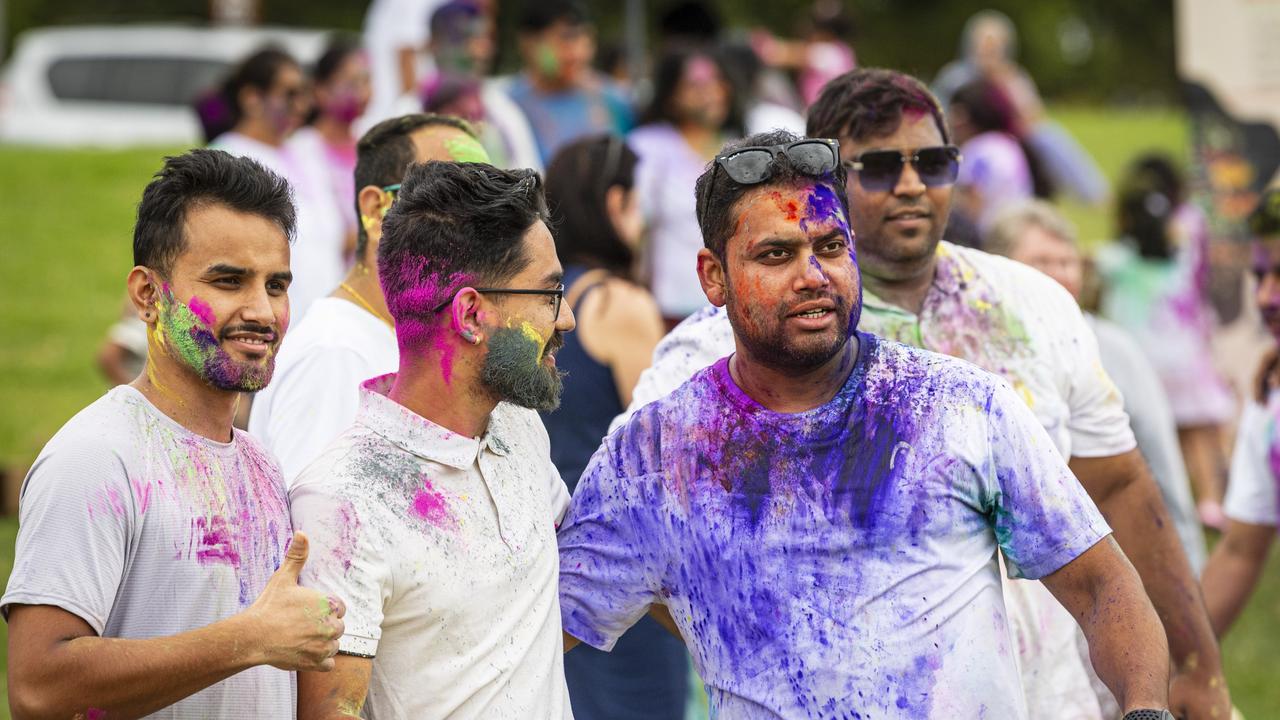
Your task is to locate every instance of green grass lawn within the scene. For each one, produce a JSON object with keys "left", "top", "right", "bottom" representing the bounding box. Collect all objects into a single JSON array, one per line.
[{"left": 0, "top": 108, "right": 1277, "bottom": 717}]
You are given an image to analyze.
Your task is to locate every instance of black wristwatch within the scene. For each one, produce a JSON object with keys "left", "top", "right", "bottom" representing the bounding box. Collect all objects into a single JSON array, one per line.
[{"left": 1121, "top": 711, "right": 1176, "bottom": 720}]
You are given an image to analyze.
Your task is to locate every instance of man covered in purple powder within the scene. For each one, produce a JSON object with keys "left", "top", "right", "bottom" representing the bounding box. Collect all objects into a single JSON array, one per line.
[
  {"left": 556, "top": 129, "right": 1174, "bottom": 719},
  {"left": 3, "top": 149, "right": 344, "bottom": 718}
]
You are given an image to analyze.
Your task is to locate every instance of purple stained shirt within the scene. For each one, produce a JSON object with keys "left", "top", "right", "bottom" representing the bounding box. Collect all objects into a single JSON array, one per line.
[{"left": 558, "top": 333, "right": 1110, "bottom": 719}]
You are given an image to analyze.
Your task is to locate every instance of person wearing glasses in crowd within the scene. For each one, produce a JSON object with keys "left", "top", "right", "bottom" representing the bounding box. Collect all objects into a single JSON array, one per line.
[
  {"left": 292, "top": 161, "right": 576, "bottom": 718},
  {"left": 539, "top": 136, "right": 684, "bottom": 720},
  {"left": 614, "top": 68, "right": 1229, "bottom": 720},
  {"left": 557, "top": 128, "right": 1173, "bottom": 718},
  {"left": 249, "top": 113, "right": 490, "bottom": 484}
]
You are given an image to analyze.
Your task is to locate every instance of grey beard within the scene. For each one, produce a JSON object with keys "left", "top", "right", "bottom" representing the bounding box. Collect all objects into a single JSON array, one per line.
[{"left": 479, "top": 325, "right": 565, "bottom": 411}]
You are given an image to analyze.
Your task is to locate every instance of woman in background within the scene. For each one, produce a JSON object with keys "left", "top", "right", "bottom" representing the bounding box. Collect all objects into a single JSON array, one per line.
[
  {"left": 540, "top": 135, "right": 687, "bottom": 720},
  {"left": 291, "top": 34, "right": 372, "bottom": 263},
  {"left": 629, "top": 46, "right": 741, "bottom": 327}
]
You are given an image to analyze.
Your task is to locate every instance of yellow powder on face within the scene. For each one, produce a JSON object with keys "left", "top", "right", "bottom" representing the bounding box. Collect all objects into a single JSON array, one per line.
[{"left": 518, "top": 320, "right": 545, "bottom": 347}]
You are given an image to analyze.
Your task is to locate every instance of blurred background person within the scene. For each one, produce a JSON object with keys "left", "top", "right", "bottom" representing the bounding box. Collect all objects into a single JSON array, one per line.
[
  {"left": 630, "top": 46, "right": 741, "bottom": 327},
  {"left": 718, "top": 41, "right": 805, "bottom": 136},
  {"left": 1098, "top": 155, "right": 1236, "bottom": 529},
  {"left": 96, "top": 297, "right": 148, "bottom": 387},
  {"left": 211, "top": 47, "right": 346, "bottom": 321},
  {"left": 934, "top": 9, "right": 1108, "bottom": 207},
  {"left": 291, "top": 33, "right": 372, "bottom": 264},
  {"left": 539, "top": 134, "right": 684, "bottom": 720},
  {"left": 361, "top": 0, "right": 449, "bottom": 125},
  {"left": 749, "top": 0, "right": 857, "bottom": 109},
  {"left": 1202, "top": 188, "right": 1280, "bottom": 638},
  {"left": 504, "top": 0, "right": 633, "bottom": 166},
  {"left": 421, "top": 0, "right": 541, "bottom": 169},
  {"left": 985, "top": 199, "right": 1207, "bottom": 572}
]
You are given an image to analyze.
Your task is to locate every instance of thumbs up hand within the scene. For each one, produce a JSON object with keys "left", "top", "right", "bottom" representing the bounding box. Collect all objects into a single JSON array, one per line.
[{"left": 243, "top": 532, "right": 347, "bottom": 672}]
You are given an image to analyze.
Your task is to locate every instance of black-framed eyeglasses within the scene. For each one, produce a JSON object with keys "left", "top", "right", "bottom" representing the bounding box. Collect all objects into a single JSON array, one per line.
[
  {"left": 432, "top": 283, "right": 566, "bottom": 319},
  {"left": 699, "top": 138, "right": 842, "bottom": 226},
  {"left": 844, "top": 145, "right": 962, "bottom": 192}
]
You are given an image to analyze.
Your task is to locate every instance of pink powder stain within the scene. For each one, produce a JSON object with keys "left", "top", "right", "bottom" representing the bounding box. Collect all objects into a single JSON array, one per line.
[
  {"left": 85, "top": 709, "right": 107, "bottom": 720},
  {"left": 332, "top": 500, "right": 361, "bottom": 574},
  {"left": 409, "top": 476, "right": 454, "bottom": 530},
  {"left": 187, "top": 295, "right": 216, "bottom": 326},
  {"left": 193, "top": 515, "right": 242, "bottom": 567},
  {"left": 131, "top": 477, "right": 152, "bottom": 515}
]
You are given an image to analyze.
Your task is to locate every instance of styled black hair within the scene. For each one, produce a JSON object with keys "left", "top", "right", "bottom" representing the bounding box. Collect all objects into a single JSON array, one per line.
[
  {"left": 641, "top": 45, "right": 743, "bottom": 135},
  {"left": 221, "top": 46, "right": 299, "bottom": 125},
  {"left": 518, "top": 0, "right": 589, "bottom": 33},
  {"left": 133, "top": 149, "right": 296, "bottom": 276},
  {"left": 544, "top": 135, "right": 639, "bottom": 276},
  {"left": 694, "top": 129, "right": 851, "bottom": 259},
  {"left": 353, "top": 113, "right": 478, "bottom": 259},
  {"left": 377, "top": 162, "right": 548, "bottom": 344},
  {"left": 807, "top": 67, "right": 949, "bottom": 145}
]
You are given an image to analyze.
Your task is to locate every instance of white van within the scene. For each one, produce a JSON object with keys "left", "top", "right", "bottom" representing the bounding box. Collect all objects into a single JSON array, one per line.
[{"left": 0, "top": 24, "right": 331, "bottom": 147}]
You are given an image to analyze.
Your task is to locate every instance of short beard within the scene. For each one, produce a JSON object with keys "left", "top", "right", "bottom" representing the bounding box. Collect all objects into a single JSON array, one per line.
[
  {"left": 158, "top": 302, "right": 276, "bottom": 392},
  {"left": 479, "top": 326, "right": 565, "bottom": 411},
  {"left": 723, "top": 279, "right": 859, "bottom": 374}
]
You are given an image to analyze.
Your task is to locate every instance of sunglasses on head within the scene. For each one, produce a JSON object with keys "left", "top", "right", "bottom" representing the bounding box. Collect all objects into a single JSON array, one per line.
[
  {"left": 844, "top": 145, "right": 962, "bottom": 192},
  {"left": 699, "top": 138, "right": 842, "bottom": 225}
]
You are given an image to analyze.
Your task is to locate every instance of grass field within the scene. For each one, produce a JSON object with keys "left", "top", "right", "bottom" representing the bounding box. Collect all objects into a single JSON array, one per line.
[{"left": 0, "top": 107, "right": 1277, "bottom": 717}]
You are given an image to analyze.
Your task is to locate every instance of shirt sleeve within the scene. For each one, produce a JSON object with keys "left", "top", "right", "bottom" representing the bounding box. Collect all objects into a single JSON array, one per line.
[
  {"left": 253, "top": 348, "right": 370, "bottom": 485},
  {"left": 1223, "top": 402, "right": 1280, "bottom": 527},
  {"left": 557, "top": 441, "right": 666, "bottom": 651},
  {"left": 1, "top": 440, "right": 133, "bottom": 633},
  {"left": 1051, "top": 283, "right": 1138, "bottom": 458},
  {"left": 608, "top": 306, "right": 735, "bottom": 434},
  {"left": 290, "top": 475, "right": 391, "bottom": 657},
  {"left": 981, "top": 378, "right": 1113, "bottom": 580}
]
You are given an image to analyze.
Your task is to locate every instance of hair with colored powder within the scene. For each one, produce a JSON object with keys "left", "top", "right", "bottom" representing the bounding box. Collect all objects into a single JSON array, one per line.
[
  {"left": 220, "top": 46, "right": 300, "bottom": 127},
  {"left": 133, "top": 148, "right": 296, "bottom": 277},
  {"left": 544, "top": 134, "right": 639, "bottom": 276},
  {"left": 806, "top": 67, "right": 949, "bottom": 145},
  {"left": 352, "top": 113, "right": 479, "bottom": 258},
  {"left": 377, "top": 161, "right": 547, "bottom": 349},
  {"left": 985, "top": 199, "right": 1078, "bottom": 258},
  {"left": 695, "top": 129, "right": 851, "bottom": 259}
]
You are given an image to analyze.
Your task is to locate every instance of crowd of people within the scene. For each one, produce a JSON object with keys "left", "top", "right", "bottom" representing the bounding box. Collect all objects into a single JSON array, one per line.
[{"left": 4, "top": 2, "right": 1276, "bottom": 719}]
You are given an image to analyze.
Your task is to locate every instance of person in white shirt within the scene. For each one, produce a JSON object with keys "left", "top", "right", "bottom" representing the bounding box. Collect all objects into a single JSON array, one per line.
[
  {"left": 1203, "top": 189, "right": 1280, "bottom": 636},
  {"left": 249, "top": 113, "right": 491, "bottom": 484},
  {"left": 559, "top": 129, "right": 1171, "bottom": 719},
  {"left": 618, "top": 68, "right": 1230, "bottom": 720},
  {"left": 3, "top": 149, "right": 343, "bottom": 718},
  {"left": 212, "top": 48, "right": 347, "bottom": 320},
  {"left": 361, "top": 0, "right": 449, "bottom": 125},
  {"left": 293, "top": 161, "right": 577, "bottom": 718}
]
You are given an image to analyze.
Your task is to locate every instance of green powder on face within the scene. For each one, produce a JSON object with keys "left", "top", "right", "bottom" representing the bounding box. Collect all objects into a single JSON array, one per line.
[{"left": 445, "top": 136, "right": 492, "bottom": 164}]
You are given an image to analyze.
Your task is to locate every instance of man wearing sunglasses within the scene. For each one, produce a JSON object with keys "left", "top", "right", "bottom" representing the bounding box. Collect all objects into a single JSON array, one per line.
[
  {"left": 616, "top": 68, "right": 1227, "bottom": 720},
  {"left": 558, "top": 128, "right": 1172, "bottom": 719},
  {"left": 249, "top": 113, "right": 489, "bottom": 484},
  {"left": 292, "top": 161, "right": 577, "bottom": 718}
]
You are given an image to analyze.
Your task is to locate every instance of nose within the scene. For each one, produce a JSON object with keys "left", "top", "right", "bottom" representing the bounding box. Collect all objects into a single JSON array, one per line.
[
  {"left": 556, "top": 298, "right": 577, "bottom": 334},
  {"left": 241, "top": 284, "right": 281, "bottom": 329},
  {"left": 795, "top": 253, "right": 831, "bottom": 292},
  {"left": 893, "top": 157, "right": 927, "bottom": 198}
]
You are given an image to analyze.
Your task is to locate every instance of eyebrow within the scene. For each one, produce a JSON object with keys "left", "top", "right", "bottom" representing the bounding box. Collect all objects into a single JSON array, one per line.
[
  {"left": 749, "top": 229, "right": 845, "bottom": 252},
  {"left": 543, "top": 270, "right": 564, "bottom": 286},
  {"left": 204, "top": 264, "right": 248, "bottom": 276}
]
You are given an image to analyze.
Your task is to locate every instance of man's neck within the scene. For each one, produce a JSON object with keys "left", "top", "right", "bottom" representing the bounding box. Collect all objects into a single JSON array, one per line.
[
  {"left": 313, "top": 116, "right": 353, "bottom": 148},
  {"left": 678, "top": 123, "right": 720, "bottom": 160},
  {"left": 729, "top": 336, "right": 860, "bottom": 414},
  {"left": 130, "top": 357, "right": 239, "bottom": 443},
  {"left": 388, "top": 356, "right": 496, "bottom": 439},
  {"left": 861, "top": 251, "right": 938, "bottom": 316},
  {"left": 332, "top": 260, "right": 392, "bottom": 326}
]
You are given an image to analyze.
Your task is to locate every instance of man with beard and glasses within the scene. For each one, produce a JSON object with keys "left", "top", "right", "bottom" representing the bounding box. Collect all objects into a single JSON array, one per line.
[
  {"left": 557, "top": 129, "right": 1172, "bottom": 719},
  {"left": 615, "top": 69, "right": 1229, "bottom": 720},
  {"left": 3, "top": 149, "right": 345, "bottom": 719},
  {"left": 291, "top": 161, "right": 577, "bottom": 718}
]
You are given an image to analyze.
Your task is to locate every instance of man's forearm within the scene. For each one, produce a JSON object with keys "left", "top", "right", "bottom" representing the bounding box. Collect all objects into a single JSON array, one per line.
[
  {"left": 1074, "top": 453, "right": 1223, "bottom": 673},
  {"left": 1202, "top": 522, "right": 1276, "bottom": 636},
  {"left": 1075, "top": 564, "right": 1170, "bottom": 711},
  {"left": 11, "top": 613, "right": 262, "bottom": 720}
]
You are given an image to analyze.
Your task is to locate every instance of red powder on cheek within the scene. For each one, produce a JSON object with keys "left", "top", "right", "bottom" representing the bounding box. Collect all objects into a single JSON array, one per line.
[{"left": 187, "top": 296, "right": 216, "bottom": 325}]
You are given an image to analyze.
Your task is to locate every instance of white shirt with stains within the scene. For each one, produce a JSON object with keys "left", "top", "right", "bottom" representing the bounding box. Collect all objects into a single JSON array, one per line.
[
  {"left": 1224, "top": 392, "right": 1280, "bottom": 528},
  {"left": 290, "top": 374, "right": 573, "bottom": 719}
]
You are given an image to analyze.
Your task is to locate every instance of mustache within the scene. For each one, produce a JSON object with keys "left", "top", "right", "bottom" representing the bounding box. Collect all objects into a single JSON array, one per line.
[
  {"left": 218, "top": 323, "right": 278, "bottom": 342},
  {"left": 543, "top": 331, "right": 565, "bottom": 356}
]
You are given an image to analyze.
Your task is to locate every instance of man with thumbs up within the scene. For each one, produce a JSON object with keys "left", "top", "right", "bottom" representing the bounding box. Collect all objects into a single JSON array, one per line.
[{"left": 2, "top": 149, "right": 345, "bottom": 718}]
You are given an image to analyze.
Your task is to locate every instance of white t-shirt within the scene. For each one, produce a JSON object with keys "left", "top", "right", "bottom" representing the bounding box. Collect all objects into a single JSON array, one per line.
[
  {"left": 248, "top": 296, "right": 399, "bottom": 484},
  {"left": 1224, "top": 393, "right": 1280, "bottom": 527},
  {"left": 211, "top": 131, "right": 346, "bottom": 321},
  {"left": 2, "top": 386, "right": 294, "bottom": 718},
  {"left": 291, "top": 374, "right": 573, "bottom": 719},
  {"left": 361, "top": 0, "right": 446, "bottom": 126},
  {"left": 562, "top": 335, "right": 1110, "bottom": 719},
  {"left": 616, "top": 242, "right": 1136, "bottom": 719}
]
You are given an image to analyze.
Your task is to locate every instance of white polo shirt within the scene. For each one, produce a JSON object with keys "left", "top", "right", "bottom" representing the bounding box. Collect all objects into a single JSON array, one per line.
[
  {"left": 618, "top": 241, "right": 1136, "bottom": 719},
  {"left": 291, "top": 374, "right": 573, "bottom": 719},
  {"left": 1224, "top": 392, "right": 1280, "bottom": 528}
]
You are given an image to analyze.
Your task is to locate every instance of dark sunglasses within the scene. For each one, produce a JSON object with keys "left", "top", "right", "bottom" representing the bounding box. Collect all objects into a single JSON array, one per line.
[
  {"left": 700, "top": 138, "right": 841, "bottom": 225},
  {"left": 844, "top": 145, "right": 962, "bottom": 192},
  {"left": 432, "top": 284, "right": 565, "bottom": 320}
]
